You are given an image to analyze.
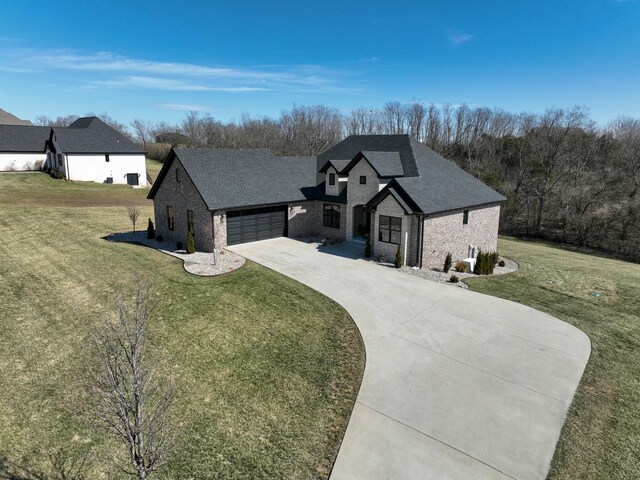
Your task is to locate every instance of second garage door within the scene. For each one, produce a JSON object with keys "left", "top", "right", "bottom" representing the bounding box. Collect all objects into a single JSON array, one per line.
[{"left": 226, "top": 206, "right": 287, "bottom": 245}]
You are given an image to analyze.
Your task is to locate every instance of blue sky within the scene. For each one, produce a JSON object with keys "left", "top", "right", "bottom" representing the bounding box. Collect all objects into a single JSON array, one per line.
[{"left": 1, "top": 0, "right": 639, "bottom": 126}]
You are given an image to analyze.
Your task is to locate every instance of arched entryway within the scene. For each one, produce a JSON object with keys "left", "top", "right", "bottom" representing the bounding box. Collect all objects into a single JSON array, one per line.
[{"left": 352, "top": 205, "right": 371, "bottom": 239}]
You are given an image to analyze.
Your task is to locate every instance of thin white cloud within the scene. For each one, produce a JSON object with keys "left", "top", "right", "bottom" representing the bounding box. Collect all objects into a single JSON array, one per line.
[
  {"left": 0, "top": 47, "right": 360, "bottom": 94},
  {"left": 449, "top": 33, "right": 473, "bottom": 45},
  {"left": 14, "top": 49, "right": 335, "bottom": 87},
  {"left": 156, "top": 103, "right": 213, "bottom": 112},
  {"left": 89, "top": 76, "right": 269, "bottom": 92}
]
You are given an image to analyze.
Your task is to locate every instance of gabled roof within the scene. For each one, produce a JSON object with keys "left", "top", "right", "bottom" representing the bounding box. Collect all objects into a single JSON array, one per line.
[
  {"left": 367, "top": 186, "right": 419, "bottom": 214},
  {"left": 0, "top": 108, "right": 31, "bottom": 126},
  {"left": 316, "top": 134, "right": 420, "bottom": 183},
  {"left": 0, "top": 125, "right": 51, "bottom": 152},
  {"left": 51, "top": 117, "right": 145, "bottom": 154},
  {"left": 318, "top": 159, "right": 350, "bottom": 174},
  {"left": 148, "top": 148, "right": 317, "bottom": 210},
  {"left": 367, "top": 141, "right": 506, "bottom": 215},
  {"left": 341, "top": 151, "right": 404, "bottom": 177}
]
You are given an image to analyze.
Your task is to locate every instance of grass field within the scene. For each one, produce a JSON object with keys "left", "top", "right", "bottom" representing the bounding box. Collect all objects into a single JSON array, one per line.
[
  {"left": 466, "top": 238, "right": 640, "bottom": 480},
  {"left": 0, "top": 173, "right": 364, "bottom": 478},
  {"left": 146, "top": 157, "right": 164, "bottom": 184}
]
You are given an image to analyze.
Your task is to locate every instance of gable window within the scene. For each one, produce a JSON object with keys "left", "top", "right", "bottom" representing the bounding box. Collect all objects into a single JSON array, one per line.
[
  {"left": 167, "top": 206, "right": 174, "bottom": 231},
  {"left": 359, "top": 175, "right": 367, "bottom": 185},
  {"left": 379, "top": 215, "right": 402, "bottom": 244},
  {"left": 176, "top": 168, "right": 181, "bottom": 182},
  {"left": 463, "top": 209, "right": 469, "bottom": 225},
  {"left": 105, "top": 154, "right": 110, "bottom": 162},
  {"left": 323, "top": 204, "right": 340, "bottom": 229},
  {"left": 329, "top": 172, "right": 336, "bottom": 186},
  {"left": 187, "top": 210, "right": 195, "bottom": 236}
]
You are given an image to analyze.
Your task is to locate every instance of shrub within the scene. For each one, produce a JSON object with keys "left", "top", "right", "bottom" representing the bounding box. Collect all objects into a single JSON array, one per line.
[
  {"left": 395, "top": 245, "right": 404, "bottom": 268},
  {"left": 50, "top": 167, "right": 64, "bottom": 179},
  {"left": 454, "top": 261, "right": 467, "bottom": 273},
  {"left": 364, "top": 237, "right": 372, "bottom": 258},
  {"left": 498, "top": 259, "right": 506, "bottom": 267},
  {"left": 449, "top": 275, "right": 460, "bottom": 283},
  {"left": 146, "top": 218, "right": 155, "bottom": 239},
  {"left": 473, "top": 251, "right": 499, "bottom": 275},
  {"left": 176, "top": 241, "right": 183, "bottom": 251},
  {"left": 186, "top": 231, "right": 195, "bottom": 254},
  {"left": 321, "top": 238, "right": 328, "bottom": 246},
  {"left": 443, "top": 253, "right": 452, "bottom": 273},
  {"left": 156, "top": 234, "right": 163, "bottom": 243},
  {"left": 378, "top": 253, "right": 388, "bottom": 264}
]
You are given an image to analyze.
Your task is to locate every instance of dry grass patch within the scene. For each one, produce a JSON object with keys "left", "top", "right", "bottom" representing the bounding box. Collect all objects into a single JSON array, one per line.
[{"left": 0, "top": 173, "right": 364, "bottom": 478}]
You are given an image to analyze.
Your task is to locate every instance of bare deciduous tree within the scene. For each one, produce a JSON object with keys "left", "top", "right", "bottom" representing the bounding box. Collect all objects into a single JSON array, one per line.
[
  {"left": 127, "top": 206, "right": 140, "bottom": 233},
  {"left": 84, "top": 279, "right": 175, "bottom": 480}
]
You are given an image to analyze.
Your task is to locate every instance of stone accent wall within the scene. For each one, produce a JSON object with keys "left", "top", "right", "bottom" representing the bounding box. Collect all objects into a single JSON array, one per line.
[
  {"left": 421, "top": 204, "right": 501, "bottom": 269},
  {"left": 346, "top": 160, "right": 380, "bottom": 240},
  {"left": 153, "top": 158, "right": 213, "bottom": 251},
  {"left": 372, "top": 195, "right": 413, "bottom": 263}
]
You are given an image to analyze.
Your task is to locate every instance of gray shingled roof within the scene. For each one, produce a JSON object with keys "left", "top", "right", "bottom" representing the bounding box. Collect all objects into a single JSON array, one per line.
[
  {"left": 157, "top": 149, "right": 317, "bottom": 210},
  {"left": 0, "top": 125, "right": 51, "bottom": 152},
  {"left": 0, "top": 108, "right": 32, "bottom": 126},
  {"left": 341, "top": 151, "right": 404, "bottom": 177},
  {"left": 368, "top": 140, "right": 506, "bottom": 214},
  {"left": 317, "top": 134, "right": 420, "bottom": 183},
  {"left": 52, "top": 117, "right": 144, "bottom": 154},
  {"left": 318, "top": 159, "right": 351, "bottom": 174}
]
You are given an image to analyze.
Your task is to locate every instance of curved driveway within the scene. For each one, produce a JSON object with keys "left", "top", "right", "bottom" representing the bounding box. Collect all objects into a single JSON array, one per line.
[{"left": 229, "top": 238, "right": 590, "bottom": 480}]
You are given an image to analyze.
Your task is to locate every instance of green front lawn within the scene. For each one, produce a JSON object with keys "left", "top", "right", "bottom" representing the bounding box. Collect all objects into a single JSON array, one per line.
[
  {"left": 466, "top": 238, "right": 640, "bottom": 479},
  {"left": 0, "top": 173, "right": 364, "bottom": 478}
]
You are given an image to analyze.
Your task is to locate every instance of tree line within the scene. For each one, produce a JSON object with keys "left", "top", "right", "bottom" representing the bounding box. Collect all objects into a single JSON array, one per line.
[{"left": 38, "top": 102, "right": 640, "bottom": 262}]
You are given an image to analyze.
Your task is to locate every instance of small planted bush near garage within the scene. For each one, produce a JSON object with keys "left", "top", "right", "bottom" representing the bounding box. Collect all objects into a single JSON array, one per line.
[
  {"left": 395, "top": 245, "right": 404, "bottom": 268},
  {"left": 186, "top": 231, "right": 196, "bottom": 254},
  {"left": 449, "top": 274, "right": 460, "bottom": 283},
  {"left": 156, "top": 234, "right": 163, "bottom": 243},
  {"left": 147, "top": 218, "right": 155, "bottom": 239},
  {"left": 443, "top": 253, "right": 452, "bottom": 273},
  {"left": 364, "top": 237, "right": 372, "bottom": 258}
]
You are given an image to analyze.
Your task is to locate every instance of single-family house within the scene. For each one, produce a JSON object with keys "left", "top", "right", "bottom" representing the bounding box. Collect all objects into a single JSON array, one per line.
[
  {"left": 46, "top": 117, "right": 147, "bottom": 186},
  {"left": 148, "top": 135, "right": 506, "bottom": 269}
]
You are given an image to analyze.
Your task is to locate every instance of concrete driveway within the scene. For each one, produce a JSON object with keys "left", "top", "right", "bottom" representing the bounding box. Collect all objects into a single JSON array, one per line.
[{"left": 228, "top": 238, "right": 590, "bottom": 480}]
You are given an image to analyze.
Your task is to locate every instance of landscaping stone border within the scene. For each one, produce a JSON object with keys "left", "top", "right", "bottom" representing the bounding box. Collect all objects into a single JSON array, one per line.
[{"left": 106, "top": 231, "right": 245, "bottom": 276}]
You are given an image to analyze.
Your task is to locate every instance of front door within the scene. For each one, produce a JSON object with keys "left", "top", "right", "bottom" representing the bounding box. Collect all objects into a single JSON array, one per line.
[
  {"left": 353, "top": 205, "right": 371, "bottom": 238},
  {"left": 126, "top": 173, "right": 139, "bottom": 186}
]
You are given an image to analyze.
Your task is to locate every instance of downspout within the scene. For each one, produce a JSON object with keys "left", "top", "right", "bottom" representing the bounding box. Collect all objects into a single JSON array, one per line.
[
  {"left": 64, "top": 155, "right": 70, "bottom": 180},
  {"left": 210, "top": 211, "right": 217, "bottom": 265},
  {"left": 418, "top": 214, "right": 424, "bottom": 269}
]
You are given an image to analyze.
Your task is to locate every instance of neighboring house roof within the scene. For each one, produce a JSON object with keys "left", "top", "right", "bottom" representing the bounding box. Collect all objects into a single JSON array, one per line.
[
  {"left": 0, "top": 108, "right": 32, "bottom": 126},
  {"left": 341, "top": 151, "right": 404, "bottom": 177},
  {"left": 51, "top": 117, "right": 145, "bottom": 154},
  {"left": 149, "top": 148, "right": 317, "bottom": 210},
  {"left": 0, "top": 125, "right": 51, "bottom": 152}
]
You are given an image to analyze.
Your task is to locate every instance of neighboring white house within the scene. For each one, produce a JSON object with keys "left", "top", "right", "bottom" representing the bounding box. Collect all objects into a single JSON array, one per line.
[
  {"left": 47, "top": 117, "right": 147, "bottom": 186},
  {"left": 0, "top": 125, "right": 50, "bottom": 171}
]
